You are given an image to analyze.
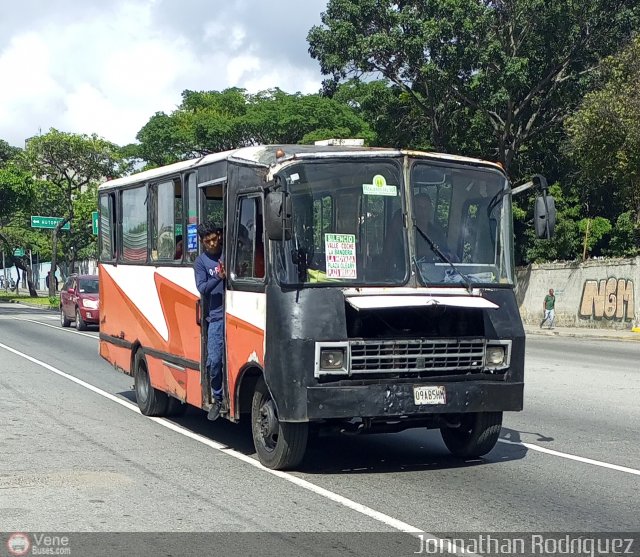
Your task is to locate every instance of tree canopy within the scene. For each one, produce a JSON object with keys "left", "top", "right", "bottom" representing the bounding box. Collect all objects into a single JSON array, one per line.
[
  {"left": 308, "top": 0, "right": 640, "bottom": 178},
  {"left": 566, "top": 37, "right": 640, "bottom": 225},
  {"left": 20, "top": 129, "right": 128, "bottom": 295},
  {"left": 134, "top": 88, "right": 374, "bottom": 167}
]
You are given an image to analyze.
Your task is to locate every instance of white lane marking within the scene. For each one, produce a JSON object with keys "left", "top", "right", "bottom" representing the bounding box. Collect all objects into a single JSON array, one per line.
[
  {"left": 13, "top": 317, "right": 98, "bottom": 339},
  {"left": 499, "top": 439, "right": 640, "bottom": 476},
  {"left": 1, "top": 341, "right": 472, "bottom": 553}
]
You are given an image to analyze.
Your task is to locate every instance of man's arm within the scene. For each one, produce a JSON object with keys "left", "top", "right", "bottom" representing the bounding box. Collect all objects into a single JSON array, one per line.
[{"left": 195, "top": 258, "right": 223, "bottom": 296}]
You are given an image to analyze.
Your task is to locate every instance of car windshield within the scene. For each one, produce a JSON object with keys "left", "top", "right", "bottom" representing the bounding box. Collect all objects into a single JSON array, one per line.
[
  {"left": 409, "top": 162, "right": 513, "bottom": 285},
  {"left": 275, "top": 159, "right": 407, "bottom": 286},
  {"left": 79, "top": 278, "right": 99, "bottom": 293}
]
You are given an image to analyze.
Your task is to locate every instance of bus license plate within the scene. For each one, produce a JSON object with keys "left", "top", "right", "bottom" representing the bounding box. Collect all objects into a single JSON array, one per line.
[{"left": 413, "top": 385, "right": 446, "bottom": 405}]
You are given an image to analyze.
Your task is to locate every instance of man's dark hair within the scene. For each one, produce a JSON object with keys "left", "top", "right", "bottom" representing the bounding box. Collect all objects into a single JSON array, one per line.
[{"left": 197, "top": 222, "right": 223, "bottom": 239}]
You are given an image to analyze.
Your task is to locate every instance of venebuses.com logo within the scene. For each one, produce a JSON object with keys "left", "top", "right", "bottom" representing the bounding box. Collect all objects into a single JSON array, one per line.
[{"left": 6, "top": 533, "right": 31, "bottom": 556}]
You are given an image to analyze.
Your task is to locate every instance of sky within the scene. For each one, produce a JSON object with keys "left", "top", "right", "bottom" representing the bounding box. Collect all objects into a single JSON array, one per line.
[{"left": 0, "top": 0, "right": 329, "bottom": 148}]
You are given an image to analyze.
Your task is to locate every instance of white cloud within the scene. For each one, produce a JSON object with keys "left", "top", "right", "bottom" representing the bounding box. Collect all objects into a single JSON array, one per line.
[{"left": 0, "top": 0, "right": 328, "bottom": 147}]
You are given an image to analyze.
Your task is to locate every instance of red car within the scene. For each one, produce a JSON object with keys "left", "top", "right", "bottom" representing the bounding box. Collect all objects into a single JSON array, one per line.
[{"left": 60, "top": 274, "right": 99, "bottom": 330}]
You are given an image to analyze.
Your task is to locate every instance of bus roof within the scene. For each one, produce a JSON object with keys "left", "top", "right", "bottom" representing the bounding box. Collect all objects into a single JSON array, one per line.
[{"left": 98, "top": 145, "right": 503, "bottom": 191}]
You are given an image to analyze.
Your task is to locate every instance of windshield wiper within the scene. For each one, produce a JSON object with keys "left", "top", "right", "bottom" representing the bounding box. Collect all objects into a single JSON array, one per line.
[{"left": 414, "top": 224, "right": 474, "bottom": 294}]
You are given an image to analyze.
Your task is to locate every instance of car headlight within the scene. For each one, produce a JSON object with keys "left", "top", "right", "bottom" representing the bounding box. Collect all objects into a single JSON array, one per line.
[
  {"left": 486, "top": 346, "right": 505, "bottom": 366},
  {"left": 320, "top": 348, "right": 345, "bottom": 370},
  {"left": 82, "top": 299, "right": 99, "bottom": 310}
]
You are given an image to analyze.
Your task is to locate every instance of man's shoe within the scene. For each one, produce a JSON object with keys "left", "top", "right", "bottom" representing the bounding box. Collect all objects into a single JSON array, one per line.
[{"left": 207, "top": 400, "right": 221, "bottom": 421}]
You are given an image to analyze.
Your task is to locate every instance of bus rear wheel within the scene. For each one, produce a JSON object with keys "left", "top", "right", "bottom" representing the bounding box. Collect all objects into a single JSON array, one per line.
[
  {"left": 134, "top": 352, "right": 169, "bottom": 416},
  {"left": 440, "top": 411, "right": 503, "bottom": 458},
  {"left": 251, "top": 377, "right": 308, "bottom": 470}
]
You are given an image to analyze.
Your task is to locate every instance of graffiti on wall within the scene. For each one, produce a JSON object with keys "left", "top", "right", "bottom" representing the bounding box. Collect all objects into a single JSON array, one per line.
[{"left": 579, "top": 278, "right": 635, "bottom": 321}]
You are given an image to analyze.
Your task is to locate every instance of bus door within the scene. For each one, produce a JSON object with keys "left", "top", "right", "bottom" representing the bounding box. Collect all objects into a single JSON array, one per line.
[
  {"left": 196, "top": 175, "right": 225, "bottom": 406},
  {"left": 226, "top": 193, "right": 266, "bottom": 419}
]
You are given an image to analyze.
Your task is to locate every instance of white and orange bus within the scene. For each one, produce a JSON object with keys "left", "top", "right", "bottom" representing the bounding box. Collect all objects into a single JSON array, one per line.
[{"left": 97, "top": 145, "right": 553, "bottom": 470}]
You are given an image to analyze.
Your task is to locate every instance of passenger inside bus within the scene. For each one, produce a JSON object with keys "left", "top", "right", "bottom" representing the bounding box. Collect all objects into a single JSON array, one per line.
[{"left": 174, "top": 235, "right": 183, "bottom": 260}]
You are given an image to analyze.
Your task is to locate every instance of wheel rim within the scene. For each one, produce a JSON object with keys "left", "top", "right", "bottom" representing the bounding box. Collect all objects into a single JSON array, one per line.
[
  {"left": 60, "top": 309, "right": 65, "bottom": 324},
  {"left": 257, "top": 397, "right": 279, "bottom": 453},
  {"left": 76, "top": 309, "right": 80, "bottom": 326}
]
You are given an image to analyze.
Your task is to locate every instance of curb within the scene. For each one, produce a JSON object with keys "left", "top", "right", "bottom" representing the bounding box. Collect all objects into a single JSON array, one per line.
[{"left": 525, "top": 329, "right": 640, "bottom": 342}]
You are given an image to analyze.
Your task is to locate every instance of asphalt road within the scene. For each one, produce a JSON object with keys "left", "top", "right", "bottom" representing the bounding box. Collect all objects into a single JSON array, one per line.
[{"left": 1, "top": 302, "right": 638, "bottom": 538}]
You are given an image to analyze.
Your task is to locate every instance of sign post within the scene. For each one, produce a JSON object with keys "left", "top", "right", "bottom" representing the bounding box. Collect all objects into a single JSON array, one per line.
[{"left": 31, "top": 216, "right": 70, "bottom": 230}]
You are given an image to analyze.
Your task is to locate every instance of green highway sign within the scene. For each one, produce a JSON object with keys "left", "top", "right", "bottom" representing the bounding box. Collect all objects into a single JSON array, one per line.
[
  {"left": 31, "top": 216, "right": 70, "bottom": 230},
  {"left": 13, "top": 248, "right": 24, "bottom": 257},
  {"left": 92, "top": 211, "right": 99, "bottom": 235}
]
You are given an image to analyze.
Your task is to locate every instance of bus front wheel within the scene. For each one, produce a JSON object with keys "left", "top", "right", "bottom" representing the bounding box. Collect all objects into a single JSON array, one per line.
[
  {"left": 440, "top": 411, "right": 503, "bottom": 458},
  {"left": 134, "top": 352, "right": 169, "bottom": 416},
  {"left": 251, "top": 377, "right": 308, "bottom": 470}
]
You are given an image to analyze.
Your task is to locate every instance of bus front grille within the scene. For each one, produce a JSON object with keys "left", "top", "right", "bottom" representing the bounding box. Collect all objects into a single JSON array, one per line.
[{"left": 349, "top": 338, "right": 486, "bottom": 375}]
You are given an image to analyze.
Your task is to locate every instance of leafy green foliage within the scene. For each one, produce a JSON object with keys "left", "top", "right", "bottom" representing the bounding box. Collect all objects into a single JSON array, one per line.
[
  {"left": 0, "top": 140, "right": 21, "bottom": 164},
  {"left": 309, "top": 0, "right": 640, "bottom": 178},
  {"left": 134, "top": 88, "right": 373, "bottom": 167},
  {"left": 17, "top": 129, "right": 129, "bottom": 292},
  {"left": 565, "top": 37, "right": 640, "bottom": 230},
  {"left": 606, "top": 211, "right": 640, "bottom": 257}
]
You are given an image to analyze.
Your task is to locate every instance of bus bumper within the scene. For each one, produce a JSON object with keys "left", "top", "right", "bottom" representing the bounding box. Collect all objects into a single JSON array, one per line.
[{"left": 305, "top": 381, "right": 523, "bottom": 420}]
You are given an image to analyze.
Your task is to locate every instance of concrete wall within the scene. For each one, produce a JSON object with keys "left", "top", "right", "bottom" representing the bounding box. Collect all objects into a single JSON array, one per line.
[{"left": 516, "top": 257, "right": 639, "bottom": 329}]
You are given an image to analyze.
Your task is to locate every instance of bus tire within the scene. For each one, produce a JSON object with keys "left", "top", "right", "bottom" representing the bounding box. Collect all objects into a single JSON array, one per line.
[
  {"left": 251, "top": 377, "right": 308, "bottom": 470},
  {"left": 134, "top": 352, "right": 169, "bottom": 416},
  {"left": 440, "top": 411, "right": 502, "bottom": 458}
]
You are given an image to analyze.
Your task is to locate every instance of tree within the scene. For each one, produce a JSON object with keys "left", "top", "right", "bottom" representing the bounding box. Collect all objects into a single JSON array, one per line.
[
  {"left": 332, "top": 79, "right": 434, "bottom": 149},
  {"left": 565, "top": 37, "right": 640, "bottom": 234},
  {"left": 0, "top": 163, "right": 40, "bottom": 295},
  {"left": 0, "top": 140, "right": 21, "bottom": 165},
  {"left": 134, "top": 88, "right": 374, "bottom": 167},
  {"left": 308, "top": 0, "right": 640, "bottom": 177},
  {"left": 20, "top": 129, "right": 128, "bottom": 297}
]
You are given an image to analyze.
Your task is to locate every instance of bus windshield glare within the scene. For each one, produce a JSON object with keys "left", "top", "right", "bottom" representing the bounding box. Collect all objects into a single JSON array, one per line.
[{"left": 275, "top": 158, "right": 513, "bottom": 286}]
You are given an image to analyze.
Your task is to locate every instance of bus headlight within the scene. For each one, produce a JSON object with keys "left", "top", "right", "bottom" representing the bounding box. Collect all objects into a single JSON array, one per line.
[
  {"left": 315, "top": 342, "right": 349, "bottom": 377},
  {"left": 320, "top": 348, "right": 345, "bottom": 370},
  {"left": 486, "top": 346, "right": 505, "bottom": 366},
  {"left": 485, "top": 341, "right": 511, "bottom": 370}
]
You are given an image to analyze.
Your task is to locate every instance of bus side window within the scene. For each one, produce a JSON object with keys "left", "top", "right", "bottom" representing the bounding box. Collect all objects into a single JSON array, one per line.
[
  {"left": 150, "top": 178, "right": 182, "bottom": 262},
  {"left": 99, "top": 193, "right": 116, "bottom": 261},
  {"left": 234, "top": 196, "right": 264, "bottom": 280}
]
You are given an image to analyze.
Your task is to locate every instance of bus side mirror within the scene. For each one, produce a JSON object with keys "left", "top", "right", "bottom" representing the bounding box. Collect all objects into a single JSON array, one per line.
[
  {"left": 535, "top": 194, "right": 556, "bottom": 239},
  {"left": 265, "top": 191, "right": 292, "bottom": 241}
]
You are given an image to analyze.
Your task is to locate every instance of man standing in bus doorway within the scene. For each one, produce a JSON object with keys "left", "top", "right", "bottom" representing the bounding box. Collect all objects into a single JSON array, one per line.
[
  {"left": 540, "top": 288, "right": 556, "bottom": 329},
  {"left": 194, "top": 222, "right": 226, "bottom": 421}
]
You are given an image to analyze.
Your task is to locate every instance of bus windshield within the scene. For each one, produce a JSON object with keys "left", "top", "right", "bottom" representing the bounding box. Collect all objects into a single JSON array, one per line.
[
  {"left": 409, "top": 162, "right": 513, "bottom": 286},
  {"left": 275, "top": 158, "right": 513, "bottom": 287},
  {"left": 276, "top": 159, "right": 407, "bottom": 286}
]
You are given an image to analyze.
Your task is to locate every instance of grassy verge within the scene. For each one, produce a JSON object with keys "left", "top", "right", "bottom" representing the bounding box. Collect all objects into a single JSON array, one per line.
[{"left": 0, "top": 291, "right": 59, "bottom": 309}]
